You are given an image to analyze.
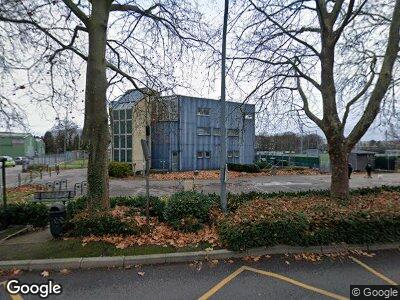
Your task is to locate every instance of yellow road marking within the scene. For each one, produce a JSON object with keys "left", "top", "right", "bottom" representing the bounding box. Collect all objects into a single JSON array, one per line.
[
  {"left": 350, "top": 256, "right": 398, "bottom": 285},
  {"left": 244, "top": 266, "right": 348, "bottom": 300},
  {"left": 198, "top": 266, "right": 348, "bottom": 300},
  {"left": 198, "top": 266, "right": 246, "bottom": 300},
  {"left": 0, "top": 281, "right": 23, "bottom": 300}
]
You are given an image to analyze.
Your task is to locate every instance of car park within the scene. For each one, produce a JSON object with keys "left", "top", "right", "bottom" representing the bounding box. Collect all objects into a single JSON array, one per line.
[
  {"left": 14, "top": 157, "right": 28, "bottom": 165},
  {"left": 0, "top": 156, "right": 16, "bottom": 167}
]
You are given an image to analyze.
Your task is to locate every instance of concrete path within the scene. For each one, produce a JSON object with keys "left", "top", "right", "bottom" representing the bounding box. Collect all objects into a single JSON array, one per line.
[
  {"left": 6, "top": 166, "right": 400, "bottom": 196},
  {"left": 1, "top": 249, "right": 399, "bottom": 299}
]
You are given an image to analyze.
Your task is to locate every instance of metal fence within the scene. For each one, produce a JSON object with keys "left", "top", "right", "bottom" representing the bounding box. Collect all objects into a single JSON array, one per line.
[{"left": 31, "top": 150, "right": 87, "bottom": 166}]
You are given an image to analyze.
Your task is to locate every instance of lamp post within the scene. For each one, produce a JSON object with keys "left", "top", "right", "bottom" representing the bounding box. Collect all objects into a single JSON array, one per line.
[{"left": 1, "top": 157, "right": 7, "bottom": 227}]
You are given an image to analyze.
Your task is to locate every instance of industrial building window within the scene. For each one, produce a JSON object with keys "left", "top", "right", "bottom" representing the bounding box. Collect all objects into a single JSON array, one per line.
[
  {"left": 127, "top": 135, "right": 132, "bottom": 148},
  {"left": 119, "top": 110, "right": 126, "bottom": 120},
  {"left": 113, "top": 122, "right": 119, "bottom": 134},
  {"left": 197, "top": 108, "right": 210, "bottom": 116},
  {"left": 121, "top": 136, "right": 126, "bottom": 148},
  {"left": 234, "top": 151, "right": 240, "bottom": 158},
  {"left": 227, "top": 151, "right": 233, "bottom": 158},
  {"left": 227, "top": 129, "right": 239, "bottom": 137},
  {"left": 204, "top": 151, "right": 211, "bottom": 158},
  {"left": 113, "top": 149, "right": 120, "bottom": 162},
  {"left": 126, "top": 120, "right": 132, "bottom": 133},
  {"left": 244, "top": 113, "right": 253, "bottom": 119},
  {"left": 197, "top": 127, "right": 211, "bottom": 136},
  {"left": 197, "top": 151, "right": 204, "bottom": 158},
  {"left": 120, "top": 122, "right": 126, "bottom": 134},
  {"left": 126, "top": 109, "right": 132, "bottom": 119},
  {"left": 113, "top": 136, "right": 119, "bottom": 148},
  {"left": 127, "top": 150, "right": 132, "bottom": 162},
  {"left": 113, "top": 110, "right": 119, "bottom": 120},
  {"left": 212, "top": 128, "right": 221, "bottom": 136}
]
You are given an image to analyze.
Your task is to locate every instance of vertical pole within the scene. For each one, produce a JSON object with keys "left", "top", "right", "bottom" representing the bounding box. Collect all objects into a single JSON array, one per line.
[
  {"left": 1, "top": 160, "right": 7, "bottom": 227},
  {"left": 145, "top": 125, "right": 150, "bottom": 230},
  {"left": 220, "top": 0, "right": 229, "bottom": 213}
]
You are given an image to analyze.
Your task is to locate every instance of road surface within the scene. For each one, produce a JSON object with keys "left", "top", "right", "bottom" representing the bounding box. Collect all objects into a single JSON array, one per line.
[{"left": 0, "top": 249, "right": 399, "bottom": 299}]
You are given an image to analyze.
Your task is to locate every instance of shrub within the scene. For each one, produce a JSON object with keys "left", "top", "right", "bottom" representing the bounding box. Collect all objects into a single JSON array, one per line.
[
  {"left": 218, "top": 191, "right": 400, "bottom": 250},
  {"left": 0, "top": 202, "right": 48, "bottom": 228},
  {"left": 164, "top": 191, "right": 214, "bottom": 232},
  {"left": 108, "top": 162, "right": 133, "bottom": 178},
  {"left": 227, "top": 163, "right": 260, "bottom": 173},
  {"left": 25, "top": 164, "right": 47, "bottom": 173},
  {"left": 255, "top": 161, "right": 271, "bottom": 170},
  {"left": 66, "top": 210, "right": 139, "bottom": 237},
  {"left": 66, "top": 196, "right": 88, "bottom": 219},
  {"left": 110, "top": 195, "right": 166, "bottom": 221}
]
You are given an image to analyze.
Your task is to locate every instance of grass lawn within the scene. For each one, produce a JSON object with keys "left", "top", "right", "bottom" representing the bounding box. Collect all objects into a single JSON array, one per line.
[
  {"left": 0, "top": 239, "right": 209, "bottom": 261},
  {"left": 0, "top": 225, "right": 26, "bottom": 240},
  {"left": 60, "top": 159, "right": 87, "bottom": 170}
]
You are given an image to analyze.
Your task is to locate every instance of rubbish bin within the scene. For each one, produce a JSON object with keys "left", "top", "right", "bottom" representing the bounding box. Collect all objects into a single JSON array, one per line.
[{"left": 49, "top": 204, "right": 66, "bottom": 238}]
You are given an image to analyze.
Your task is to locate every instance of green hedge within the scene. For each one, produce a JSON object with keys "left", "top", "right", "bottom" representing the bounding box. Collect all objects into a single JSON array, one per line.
[
  {"left": 111, "top": 195, "right": 166, "bottom": 221},
  {"left": 226, "top": 185, "right": 400, "bottom": 212},
  {"left": 66, "top": 211, "right": 139, "bottom": 237},
  {"left": 108, "top": 162, "right": 133, "bottom": 178},
  {"left": 164, "top": 191, "right": 214, "bottom": 232},
  {"left": 0, "top": 202, "right": 48, "bottom": 228},
  {"left": 218, "top": 189, "right": 400, "bottom": 251},
  {"left": 227, "top": 163, "right": 260, "bottom": 173}
]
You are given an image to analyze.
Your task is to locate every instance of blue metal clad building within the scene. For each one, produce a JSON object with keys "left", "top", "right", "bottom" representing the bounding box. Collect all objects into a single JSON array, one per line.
[
  {"left": 150, "top": 95, "right": 255, "bottom": 171},
  {"left": 110, "top": 90, "right": 255, "bottom": 171}
]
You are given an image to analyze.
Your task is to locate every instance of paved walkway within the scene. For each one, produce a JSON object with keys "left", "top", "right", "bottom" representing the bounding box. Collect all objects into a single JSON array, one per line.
[
  {"left": 1, "top": 249, "right": 399, "bottom": 299},
  {"left": 6, "top": 166, "right": 400, "bottom": 196}
]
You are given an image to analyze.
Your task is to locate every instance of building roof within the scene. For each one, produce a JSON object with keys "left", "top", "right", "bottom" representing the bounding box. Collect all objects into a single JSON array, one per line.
[
  {"left": 110, "top": 89, "right": 255, "bottom": 110},
  {"left": 351, "top": 150, "right": 376, "bottom": 155},
  {"left": 0, "top": 132, "right": 31, "bottom": 139},
  {"left": 110, "top": 89, "right": 146, "bottom": 110}
]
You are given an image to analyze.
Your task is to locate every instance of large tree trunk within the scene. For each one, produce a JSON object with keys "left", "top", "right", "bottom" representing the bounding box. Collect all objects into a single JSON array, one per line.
[
  {"left": 84, "top": 1, "right": 111, "bottom": 209},
  {"left": 327, "top": 137, "right": 349, "bottom": 199}
]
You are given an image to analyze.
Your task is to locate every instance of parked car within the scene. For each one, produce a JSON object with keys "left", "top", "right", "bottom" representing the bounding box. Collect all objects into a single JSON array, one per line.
[
  {"left": 14, "top": 157, "right": 28, "bottom": 165},
  {"left": 0, "top": 156, "right": 16, "bottom": 167}
]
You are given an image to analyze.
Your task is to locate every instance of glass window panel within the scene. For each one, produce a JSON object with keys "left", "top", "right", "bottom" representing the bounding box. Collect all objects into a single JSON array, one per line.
[
  {"left": 204, "top": 151, "right": 211, "bottom": 158},
  {"left": 126, "top": 120, "right": 132, "bottom": 133},
  {"left": 197, "top": 127, "right": 211, "bottom": 136},
  {"left": 120, "top": 122, "right": 126, "bottom": 134},
  {"left": 126, "top": 150, "right": 132, "bottom": 162},
  {"left": 113, "top": 122, "right": 119, "bottom": 134},
  {"left": 197, "top": 108, "right": 210, "bottom": 116},
  {"left": 113, "top": 110, "right": 119, "bottom": 120},
  {"left": 113, "top": 135, "right": 119, "bottom": 148},
  {"left": 120, "top": 149, "right": 126, "bottom": 162},
  {"left": 120, "top": 110, "right": 126, "bottom": 120},
  {"left": 113, "top": 150, "right": 120, "bottom": 162},
  {"left": 197, "top": 151, "right": 203, "bottom": 158},
  {"left": 127, "top": 135, "right": 132, "bottom": 148},
  {"left": 212, "top": 128, "right": 221, "bottom": 136},
  {"left": 121, "top": 135, "right": 126, "bottom": 148},
  {"left": 126, "top": 109, "right": 132, "bottom": 119}
]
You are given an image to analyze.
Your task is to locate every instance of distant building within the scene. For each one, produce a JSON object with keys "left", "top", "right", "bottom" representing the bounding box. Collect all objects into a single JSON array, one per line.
[
  {"left": 0, "top": 132, "right": 45, "bottom": 158},
  {"left": 348, "top": 150, "right": 375, "bottom": 171},
  {"left": 110, "top": 90, "right": 255, "bottom": 171},
  {"left": 385, "top": 149, "right": 400, "bottom": 156}
]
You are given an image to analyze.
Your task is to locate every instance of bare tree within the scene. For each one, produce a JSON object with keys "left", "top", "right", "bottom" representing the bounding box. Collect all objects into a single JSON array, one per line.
[
  {"left": 0, "top": 0, "right": 209, "bottom": 208},
  {"left": 228, "top": 0, "right": 400, "bottom": 198}
]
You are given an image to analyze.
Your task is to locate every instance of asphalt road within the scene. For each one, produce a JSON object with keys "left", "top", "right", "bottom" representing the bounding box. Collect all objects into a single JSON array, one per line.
[
  {"left": 5, "top": 166, "right": 400, "bottom": 196},
  {"left": 0, "top": 249, "right": 399, "bottom": 299}
]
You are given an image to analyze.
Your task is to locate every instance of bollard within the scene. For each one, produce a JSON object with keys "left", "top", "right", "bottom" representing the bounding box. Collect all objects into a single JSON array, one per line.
[
  {"left": 29, "top": 170, "right": 33, "bottom": 182},
  {"left": 18, "top": 173, "right": 21, "bottom": 186},
  {"left": 40, "top": 169, "right": 43, "bottom": 179}
]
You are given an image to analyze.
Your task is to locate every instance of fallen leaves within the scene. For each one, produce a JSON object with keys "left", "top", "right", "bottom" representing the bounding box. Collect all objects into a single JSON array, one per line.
[
  {"left": 83, "top": 223, "right": 219, "bottom": 249},
  {"left": 60, "top": 268, "right": 71, "bottom": 275},
  {"left": 41, "top": 270, "right": 50, "bottom": 278}
]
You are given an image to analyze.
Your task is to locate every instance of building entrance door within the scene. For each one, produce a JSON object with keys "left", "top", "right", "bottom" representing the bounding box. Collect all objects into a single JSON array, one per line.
[{"left": 171, "top": 151, "right": 179, "bottom": 171}]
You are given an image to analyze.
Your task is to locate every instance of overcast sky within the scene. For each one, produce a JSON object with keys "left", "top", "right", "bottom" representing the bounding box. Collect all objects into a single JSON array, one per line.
[{"left": 2, "top": 0, "right": 393, "bottom": 141}]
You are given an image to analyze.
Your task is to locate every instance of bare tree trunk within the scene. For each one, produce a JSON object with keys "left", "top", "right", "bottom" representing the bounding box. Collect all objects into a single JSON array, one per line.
[
  {"left": 328, "top": 136, "right": 349, "bottom": 199},
  {"left": 84, "top": 1, "right": 111, "bottom": 209}
]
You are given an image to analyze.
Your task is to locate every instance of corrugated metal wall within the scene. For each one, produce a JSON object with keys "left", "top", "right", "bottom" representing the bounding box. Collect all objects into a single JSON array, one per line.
[{"left": 151, "top": 95, "right": 255, "bottom": 171}]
